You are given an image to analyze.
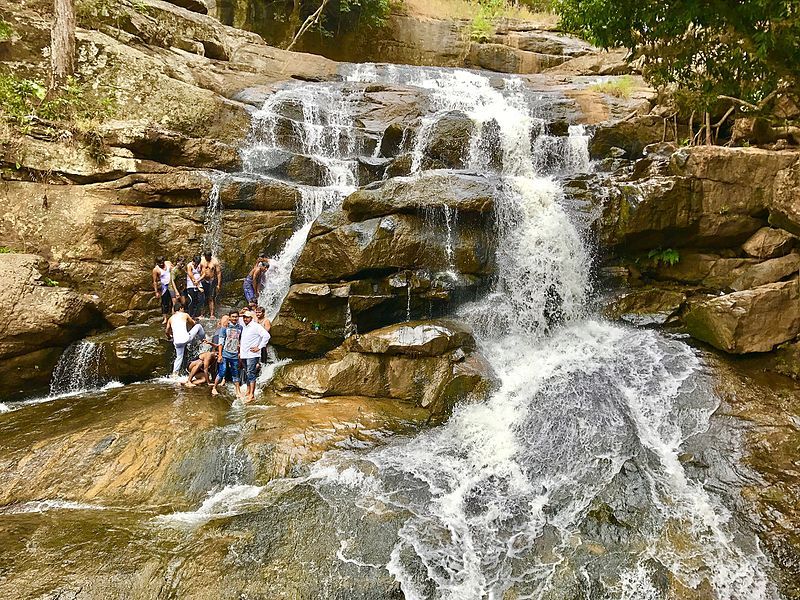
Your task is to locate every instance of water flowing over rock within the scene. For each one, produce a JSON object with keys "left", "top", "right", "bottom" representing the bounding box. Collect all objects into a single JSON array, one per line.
[{"left": 0, "top": 255, "right": 103, "bottom": 399}]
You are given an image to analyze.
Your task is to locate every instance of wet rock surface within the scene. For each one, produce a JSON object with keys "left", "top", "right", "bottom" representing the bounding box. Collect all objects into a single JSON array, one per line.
[
  {"left": 0, "top": 254, "right": 103, "bottom": 399},
  {"left": 269, "top": 319, "right": 494, "bottom": 415}
]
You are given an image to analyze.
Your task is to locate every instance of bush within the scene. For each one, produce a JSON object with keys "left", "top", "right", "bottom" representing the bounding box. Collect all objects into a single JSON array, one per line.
[
  {"left": 0, "top": 19, "right": 14, "bottom": 42},
  {"left": 0, "top": 74, "right": 115, "bottom": 127},
  {"left": 590, "top": 75, "right": 636, "bottom": 99}
]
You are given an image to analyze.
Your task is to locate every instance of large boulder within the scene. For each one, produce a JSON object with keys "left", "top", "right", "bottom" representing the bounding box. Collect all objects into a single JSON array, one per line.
[
  {"left": 292, "top": 210, "right": 493, "bottom": 283},
  {"left": 270, "top": 319, "right": 494, "bottom": 415},
  {"left": 0, "top": 254, "right": 103, "bottom": 399},
  {"left": 83, "top": 323, "right": 174, "bottom": 383},
  {"left": 342, "top": 171, "right": 498, "bottom": 220},
  {"left": 598, "top": 147, "right": 800, "bottom": 250},
  {"left": 684, "top": 280, "right": 800, "bottom": 353},
  {"left": 467, "top": 43, "right": 568, "bottom": 74},
  {"left": 589, "top": 116, "right": 666, "bottom": 159},
  {"left": 270, "top": 271, "right": 485, "bottom": 355},
  {"left": 422, "top": 111, "right": 474, "bottom": 169},
  {"left": 742, "top": 227, "right": 797, "bottom": 259},
  {"left": 603, "top": 287, "right": 686, "bottom": 326}
]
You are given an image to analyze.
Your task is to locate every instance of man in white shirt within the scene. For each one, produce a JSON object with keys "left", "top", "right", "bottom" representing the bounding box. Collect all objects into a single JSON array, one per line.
[
  {"left": 239, "top": 310, "right": 271, "bottom": 403},
  {"left": 165, "top": 299, "right": 205, "bottom": 376}
]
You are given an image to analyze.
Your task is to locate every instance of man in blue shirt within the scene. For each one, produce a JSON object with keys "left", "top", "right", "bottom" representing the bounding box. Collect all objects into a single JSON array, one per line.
[{"left": 212, "top": 310, "right": 243, "bottom": 398}]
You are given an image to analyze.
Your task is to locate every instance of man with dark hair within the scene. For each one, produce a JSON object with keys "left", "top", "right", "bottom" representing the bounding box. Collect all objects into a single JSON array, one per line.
[
  {"left": 166, "top": 297, "right": 206, "bottom": 376},
  {"left": 185, "top": 254, "right": 203, "bottom": 317},
  {"left": 152, "top": 256, "right": 174, "bottom": 325},
  {"left": 212, "top": 309, "right": 242, "bottom": 398},
  {"left": 200, "top": 250, "right": 222, "bottom": 318},
  {"left": 239, "top": 310, "right": 270, "bottom": 403}
]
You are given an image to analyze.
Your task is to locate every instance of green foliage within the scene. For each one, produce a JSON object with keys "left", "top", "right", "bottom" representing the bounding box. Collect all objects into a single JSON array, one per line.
[
  {"left": 590, "top": 75, "right": 636, "bottom": 99},
  {"left": 0, "top": 19, "right": 14, "bottom": 42},
  {"left": 0, "top": 74, "right": 115, "bottom": 127},
  {"left": 42, "top": 277, "right": 60, "bottom": 287},
  {"left": 555, "top": 0, "right": 799, "bottom": 111},
  {"left": 647, "top": 248, "right": 680, "bottom": 267},
  {"left": 469, "top": 0, "right": 526, "bottom": 41},
  {"left": 0, "top": 246, "right": 13, "bottom": 254}
]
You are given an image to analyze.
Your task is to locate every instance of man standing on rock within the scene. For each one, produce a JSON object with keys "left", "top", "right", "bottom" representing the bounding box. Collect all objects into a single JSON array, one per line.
[
  {"left": 185, "top": 255, "right": 203, "bottom": 318},
  {"left": 166, "top": 298, "right": 206, "bottom": 377},
  {"left": 152, "top": 256, "right": 174, "bottom": 325},
  {"left": 239, "top": 310, "right": 270, "bottom": 403},
  {"left": 243, "top": 255, "right": 276, "bottom": 305},
  {"left": 200, "top": 250, "right": 222, "bottom": 318},
  {"left": 212, "top": 310, "right": 243, "bottom": 398}
]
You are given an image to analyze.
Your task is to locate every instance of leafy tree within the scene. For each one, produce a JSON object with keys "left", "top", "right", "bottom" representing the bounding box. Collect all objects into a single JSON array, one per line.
[{"left": 556, "top": 0, "right": 799, "bottom": 112}]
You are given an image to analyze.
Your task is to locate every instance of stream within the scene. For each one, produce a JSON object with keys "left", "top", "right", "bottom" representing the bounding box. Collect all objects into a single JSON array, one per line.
[{"left": 0, "top": 63, "right": 796, "bottom": 599}]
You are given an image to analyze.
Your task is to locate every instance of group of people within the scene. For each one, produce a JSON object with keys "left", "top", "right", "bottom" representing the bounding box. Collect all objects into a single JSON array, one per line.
[
  {"left": 155, "top": 251, "right": 277, "bottom": 404},
  {"left": 152, "top": 251, "right": 223, "bottom": 323}
]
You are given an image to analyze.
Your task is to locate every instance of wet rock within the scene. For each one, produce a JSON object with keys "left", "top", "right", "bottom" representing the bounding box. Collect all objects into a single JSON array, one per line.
[
  {"left": 684, "top": 280, "right": 800, "bottom": 353},
  {"left": 379, "top": 122, "right": 407, "bottom": 158},
  {"left": 102, "top": 170, "right": 211, "bottom": 207},
  {"left": 424, "top": 111, "right": 474, "bottom": 169},
  {"left": 345, "top": 319, "right": 474, "bottom": 356},
  {"left": 742, "top": 227, "right": 797, "bottom": 259},
  {"left": 385, "top": 152, "right": 414, "bottom": 177},
  {"left": 604, "top": 287, "right": 686, "bottom": 326},
  {"left": 467, "top": 43, "right": 568, "bottom": 74},
  {"left": 270, "top": 319, "right": 494, "bottom": 414},
  {"left": 356, "top": 156, "right": 391, "bottom": 186},
  {"left": 0, "top": 254, "right": 103, "bottom": 399},
  {"left": 770, "top": 342, "right": 800, "bottom": 380},
  {"left": 85, "top": 323, "right": 174, "bottom": 382},
  {"left": 343, "top": 171, "right": 498, "bottom": 220},
  {"left": 270, "top": 271, "right": 485, "bottom": 355},
  {"left": 217, "top": 174, "right": 301, "bottom": 210},
  {"left": 292, "top": 211, "right": 493, "bottom": 283}
]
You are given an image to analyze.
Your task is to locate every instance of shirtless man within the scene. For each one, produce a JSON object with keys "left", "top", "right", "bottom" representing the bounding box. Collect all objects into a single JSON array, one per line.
[
  {"left": 152, "top": 256, "right": 174, "bottom": 325},
  {"left": 200, "top": 250, "right": 222, "bottom": 318},
  {"left": 243, "top": 256, "right": 276, "bottom": 304},
  {"left": 165, "top": 298, "right": 206, "bottom": 376}
]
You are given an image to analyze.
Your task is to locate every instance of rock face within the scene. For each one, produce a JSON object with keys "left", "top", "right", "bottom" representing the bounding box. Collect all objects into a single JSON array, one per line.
[
  {"left": 604, "top": 287, "right": 686, "bottom": 326},
  {"left": 84, "top": 323, "right": 175, "bottom": 383},
  {"left": 0, "top": 254, "right": 103, "bottom": 399},
  {"left": 270, "top": 319, "right": 494, "bottom": 416},
  {"left": 270, "top": 172, "right": 498, "bottom": 354},
  {"left": 597, "top": 146, "right": 800, "bottom": 250},
  {"left": 742, "top": 227, "right": 797, "bottom": 259},
  {"left": 684, "top": 281, "right": 800, "bottom": 353}
]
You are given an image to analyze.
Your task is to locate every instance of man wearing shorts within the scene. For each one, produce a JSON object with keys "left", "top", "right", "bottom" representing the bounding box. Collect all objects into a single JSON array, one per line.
[
  {"left": 200, "top": 251, "right": 222, "bottom": 318},
  {"left": 239, "top": 310, "right": 270, "bottom": 403}
]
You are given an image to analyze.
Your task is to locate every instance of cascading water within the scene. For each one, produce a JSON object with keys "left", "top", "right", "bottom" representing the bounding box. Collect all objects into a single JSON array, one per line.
[
  {"left": 203, "top": 172, "right": 225, "bottom": 257},
  {"left": 242, "top": 83, "right": 366, "bottom": 317},
  {"left": 301, "top": 64, "right": 777, "bottom": 599},
  {"left": 49, "top": 340, "right": 106, "bottom": 395}
]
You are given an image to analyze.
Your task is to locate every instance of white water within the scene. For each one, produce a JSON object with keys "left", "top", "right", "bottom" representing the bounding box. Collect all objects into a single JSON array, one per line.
[
  {"left": 243, "top": 83, "right": 365, "bottom": 316},
  {"left": 300, "top": 64, "right": 777, "bottom": 599},
  {"left": 49, "top": 340, "right": 108, "bottom": 396},
  {"left": 154, "top": 484, "right": 264, "bottom": 527},
  {"left": 203, "top": 171, "right": 225, "bottom": 257}
]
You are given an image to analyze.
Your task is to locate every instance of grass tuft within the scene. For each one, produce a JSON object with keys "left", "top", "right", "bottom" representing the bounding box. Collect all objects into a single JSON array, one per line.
[{"left": 590, "top": 75, "right": 638, "bottom": 99}]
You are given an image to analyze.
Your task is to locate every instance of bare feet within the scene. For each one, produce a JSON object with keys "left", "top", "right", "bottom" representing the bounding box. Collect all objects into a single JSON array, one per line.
[
  {"left": 211, "top": 387, "right": 219, "bottom": 396},
  {"left": 245, "top": 395, "right": 255, "bottom": 404},
  {"left": 184, "top": 381, "right": 196, "bottom": 388}
]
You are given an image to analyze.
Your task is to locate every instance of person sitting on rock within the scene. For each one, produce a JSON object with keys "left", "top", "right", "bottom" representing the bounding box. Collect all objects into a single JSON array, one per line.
[
  {"left": 166, "top": 298, "right": 206, "bottom": 377},
  {"left": 184, "top": 332, "right": 220, "bottom": 388},
  {"left": 200, "top": 250, "right": 222, "bottom": 319},
  {"left": 152, "top": 256, "right": 175, "bottom": 325},
  {"left": 212, "top": 310, "right": 243, "bottom": 398}
]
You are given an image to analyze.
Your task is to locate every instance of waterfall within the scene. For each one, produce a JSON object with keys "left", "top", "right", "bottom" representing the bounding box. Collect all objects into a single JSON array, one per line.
[
  {"left": 304, "top": 65, "right": 776, "bottom": 599},
  {"left": 243, "top": 82, "right": 364, "bottom": 316},
  {"left": 49, "top": 340, "right": 106, "bottom": 395},
  {"left": 203, "top": 172, "right": 225, "bottom": 257}
]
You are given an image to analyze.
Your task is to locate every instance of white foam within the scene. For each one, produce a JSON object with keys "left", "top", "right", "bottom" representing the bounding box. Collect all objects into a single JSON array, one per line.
[
  {"left": 153, "top": 484, "right": 264, "bottom": 527},
  {"left": 0, "top": 499, "right": 107, "bottom": 514}
]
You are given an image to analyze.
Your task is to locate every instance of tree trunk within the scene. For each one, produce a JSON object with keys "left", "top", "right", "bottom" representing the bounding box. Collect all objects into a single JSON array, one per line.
[{"left": 50, "top": 0, "right": 76, "bottom": 89}]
